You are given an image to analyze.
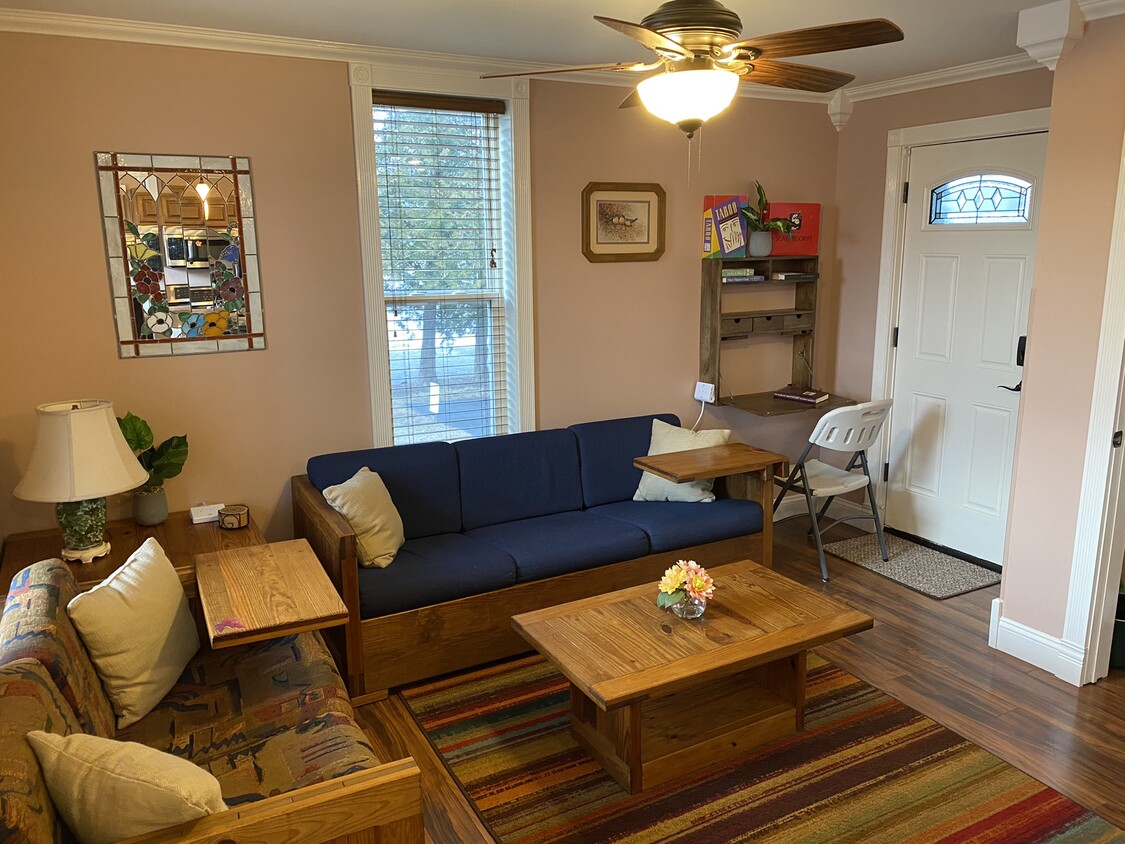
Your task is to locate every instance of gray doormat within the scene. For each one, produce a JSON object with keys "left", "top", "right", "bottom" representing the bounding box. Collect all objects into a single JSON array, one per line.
[{"left": 823, "top": 533, "right": 1001, "bottom": 599}]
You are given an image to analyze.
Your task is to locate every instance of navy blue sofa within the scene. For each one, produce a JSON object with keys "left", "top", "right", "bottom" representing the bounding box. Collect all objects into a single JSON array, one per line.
[{"left": 293, "top": 413, "right": 765, "bottom": 699}]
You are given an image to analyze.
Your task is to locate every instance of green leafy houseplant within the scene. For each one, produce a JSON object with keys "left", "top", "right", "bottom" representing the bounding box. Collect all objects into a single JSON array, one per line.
[
  {"left": 116, "top": 412, "right": 189, "bottom": 494},
  {"left": 742, "top": 181, "right": 793, "bottom": 235}
]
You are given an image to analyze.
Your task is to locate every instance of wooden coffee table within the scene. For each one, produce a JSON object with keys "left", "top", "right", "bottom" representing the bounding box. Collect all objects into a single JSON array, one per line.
[{"left": 511, "top": 560, "right": 873, "bottom": 793}]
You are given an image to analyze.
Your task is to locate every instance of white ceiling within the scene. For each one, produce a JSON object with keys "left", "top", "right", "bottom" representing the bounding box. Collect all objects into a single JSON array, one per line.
[{"left": 8, "top": 0, "right": 1051, "bottom": 87}]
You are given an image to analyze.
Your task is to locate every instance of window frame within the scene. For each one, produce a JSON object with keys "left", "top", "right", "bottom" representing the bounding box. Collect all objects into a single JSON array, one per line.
[
  {"left": 348, "top": 62, "right": 534, "bottom": 447},
  {"left": 922, "top": 168, "right": 1038, "bottom": 232}
]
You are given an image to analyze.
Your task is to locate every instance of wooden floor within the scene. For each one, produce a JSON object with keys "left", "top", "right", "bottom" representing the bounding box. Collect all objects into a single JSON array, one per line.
[{"left": 357, "top": 521, "right": 1125, "bottom": 842}]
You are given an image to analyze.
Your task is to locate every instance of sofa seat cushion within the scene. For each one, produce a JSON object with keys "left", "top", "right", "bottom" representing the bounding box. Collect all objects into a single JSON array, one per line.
[
  {"left": 308, "top": 441, "right": 461, "bottom": 539},
  {"left": 467, "top": 512, "right": 650, "bottom": 583},
  {"left": 357, "top": 534, "right": 516, "bottom": 618},
  {"left": 569, "top": 413, "right": 680, "bottom": 507},
  {"left": 195, "top": 712, "right": 380, "bottom": 806},
  {"left": 590, "top": 499, "right": 763, "bottom": 553},
  {"left": 455, "top": 429, "right": 584, "bottom": 530},
  {"left": 0, "top": 659, "right": 81, "bottom": 844},
  {"left": 0, "top": 559, "right": 117, "bottom": 738},
  {"left": 118, "top": 631, "right": 352, "bottom": 762}
]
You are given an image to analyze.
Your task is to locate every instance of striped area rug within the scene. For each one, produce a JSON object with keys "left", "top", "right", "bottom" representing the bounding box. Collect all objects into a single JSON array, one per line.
[{"left": 401, "top": 654, "right": 1123, "bottom": 843}]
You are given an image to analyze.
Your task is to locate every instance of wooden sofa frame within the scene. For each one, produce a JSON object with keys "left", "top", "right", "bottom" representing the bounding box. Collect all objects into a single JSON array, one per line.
[
  {"left": 119, "top": 761, "right": 423, "bottom": 843},
  {"left": 292, "top": 474, "right": 767, "bottom": 702}
]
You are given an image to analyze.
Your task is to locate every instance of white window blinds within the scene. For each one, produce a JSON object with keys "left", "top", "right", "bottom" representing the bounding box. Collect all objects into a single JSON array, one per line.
[{"left": 372, "top": 94, "right": 511, "bottom": 445}]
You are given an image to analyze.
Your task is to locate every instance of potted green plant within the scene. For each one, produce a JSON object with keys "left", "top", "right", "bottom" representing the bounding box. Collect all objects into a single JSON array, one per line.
[
  {"left": 742, "top": 181, "right": 792, "bottom": 258},
  {"left": 116, "top": 412, "right": 189, "bottom": 526}
]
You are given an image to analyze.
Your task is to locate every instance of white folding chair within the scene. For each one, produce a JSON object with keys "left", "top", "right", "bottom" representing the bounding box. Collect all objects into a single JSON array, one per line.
[{"left": 773, "top": 399, "right": 893, "bottom": 581}]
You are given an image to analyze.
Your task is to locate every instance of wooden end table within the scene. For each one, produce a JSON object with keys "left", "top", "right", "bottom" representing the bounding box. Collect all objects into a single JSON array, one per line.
[
  {"left": 512, "top": 560, "right": 873, "bottom": 794},
  {"left": 0, "top": 511, "right": 265, "bottom": 598},
  {"left": 194, "top": 539, "right": 349, "bottom": 648},
  {"left": 634, "top": 442, "right": 788, "bottom": 568}
]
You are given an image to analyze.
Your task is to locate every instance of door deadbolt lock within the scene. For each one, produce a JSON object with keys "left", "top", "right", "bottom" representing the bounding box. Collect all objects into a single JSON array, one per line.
[{"left": 1113, "top": 431, "right": 1123, "bottom": 448}]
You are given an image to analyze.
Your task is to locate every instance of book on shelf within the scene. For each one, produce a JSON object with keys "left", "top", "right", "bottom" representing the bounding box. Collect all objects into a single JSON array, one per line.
[
  {"left": 770, "top": 272, "right": 820, "bottom": 281},
  {"left": 721, "top": 267, "right": 755, "bottom": 276},
  {"left": 721, "top": 275, "right": 766, "bottom": 284},
  {"left": 773, "top": 385, "right": 830, "bottom": 404}
]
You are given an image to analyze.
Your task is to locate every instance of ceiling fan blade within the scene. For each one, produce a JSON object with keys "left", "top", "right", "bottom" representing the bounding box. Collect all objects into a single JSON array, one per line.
[
  {"left": 594, "top": 15, "right": 693, "bottom": 59},
  {"left": 481, "top": 61, "right": 657, "bottom": 79},
  {"left": 618, "top": 88, "right": 643, "bottom": 109},
  {"left": 741, "top": 60, "right": 855, "bottom": 93},
  {"left": 724, "top": 19, "right": 903, "bottom": 60}
]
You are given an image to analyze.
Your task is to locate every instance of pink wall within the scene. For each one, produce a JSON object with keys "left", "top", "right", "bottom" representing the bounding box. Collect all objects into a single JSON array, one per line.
[
  {"left": 0, "top": 34, "right": 373, "bottom": 542},
  {"left": 1002, "top": 16, "right": 1125, "bottom": 635},
  {"left": 832, "top": 71, "right": 1053, "bottom": 400},
  {"left": 530, "top": 79, "right": 841, "bottom": 460}
]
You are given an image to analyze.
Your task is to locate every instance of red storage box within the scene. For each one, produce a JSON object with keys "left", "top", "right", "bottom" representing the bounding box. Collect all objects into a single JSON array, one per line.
[{"left": 769, "top": 203, "right": 821, "bottom": 256}]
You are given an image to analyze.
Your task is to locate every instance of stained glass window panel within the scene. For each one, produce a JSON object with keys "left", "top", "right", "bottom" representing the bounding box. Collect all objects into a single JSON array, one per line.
[{"left": 929, "top": 174, "right": 1032, "bottom": 225}]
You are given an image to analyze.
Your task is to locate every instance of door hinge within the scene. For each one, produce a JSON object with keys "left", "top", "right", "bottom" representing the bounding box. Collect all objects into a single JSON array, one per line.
[
  {"left": 883, "top": 463, "right": 889, "bottom": 483},
  {"left": 892, "top": 327, "right": 899, "bottom": 348},
  {"left": 1113, "top": 431, "right": 1123, "bottom": 448},
  {"left": 902, "top": 182, "right": 909, "bottom": 204}
]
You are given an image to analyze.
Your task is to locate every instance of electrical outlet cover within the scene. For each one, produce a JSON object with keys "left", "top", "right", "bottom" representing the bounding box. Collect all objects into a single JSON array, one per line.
[{"left": 694, "top": 381, "right": 717, "bottom": 403}]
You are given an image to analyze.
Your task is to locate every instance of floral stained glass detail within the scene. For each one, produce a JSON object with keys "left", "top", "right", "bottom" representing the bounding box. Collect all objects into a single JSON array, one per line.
[
  {"left": 94, "top": 152, "right": 266, "bottom": 357},
  {"left": 929, "top": 174, "right": 1032, "bottom": 225}
]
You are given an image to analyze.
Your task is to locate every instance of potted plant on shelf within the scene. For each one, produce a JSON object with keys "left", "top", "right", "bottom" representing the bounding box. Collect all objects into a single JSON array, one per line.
[
  {"left": 116, "top": 412, "right": 189, "bottom": 526},
  {"left": 742, "top": 181, "right": 792, "bottom": 258}
]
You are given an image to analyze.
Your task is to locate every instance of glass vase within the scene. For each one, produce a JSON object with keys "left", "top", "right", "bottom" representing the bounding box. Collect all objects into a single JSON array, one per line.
[{"left": 672, "top": 595, "right": 707, "bottom": 620}]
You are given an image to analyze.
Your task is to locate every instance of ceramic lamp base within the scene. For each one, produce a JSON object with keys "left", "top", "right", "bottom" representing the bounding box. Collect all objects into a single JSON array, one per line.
[{"left": 55, "top": 497, "right": 110, "bottom": 565}]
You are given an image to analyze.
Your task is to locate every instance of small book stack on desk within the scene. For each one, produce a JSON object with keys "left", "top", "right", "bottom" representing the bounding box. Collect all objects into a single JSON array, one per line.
[{"left": 774, "top": 385, "right": 830, "bottom": 405}]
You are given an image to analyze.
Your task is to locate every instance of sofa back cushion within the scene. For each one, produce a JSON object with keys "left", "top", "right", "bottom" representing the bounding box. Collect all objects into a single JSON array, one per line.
[
  {"left": 307, "top": 441, "right": 461, "bottom": 539},
  {"left": 455, "top": 429, "right": 584, "bottom": 530},
  {"left": 569, "top": 413, "right": 680, "bottom": 507},
  {"left": 0, "top": 560, "right": 117, "bottom": 738},
  {"left": 0, "top": 658, "right": 81, "bottom": 844}
]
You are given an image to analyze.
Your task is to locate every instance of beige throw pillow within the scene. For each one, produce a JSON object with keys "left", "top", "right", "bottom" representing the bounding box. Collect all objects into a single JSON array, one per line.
[
  {"left": 323, "top": 467, "right": 405, "bottom": 568},
  {"left": 27, "top": 730, "right": 226, "bottom": 844},
  {"left": 67, "top": 537, "right": 200, "bottom": 728},
  {"left": 634, "top": 419, "right": 732, "bottom": 503}
]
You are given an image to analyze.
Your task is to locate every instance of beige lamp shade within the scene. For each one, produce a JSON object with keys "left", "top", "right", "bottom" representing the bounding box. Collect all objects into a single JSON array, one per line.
[{"left": 14, "top": 400, "right": 149, "bottom": 503}]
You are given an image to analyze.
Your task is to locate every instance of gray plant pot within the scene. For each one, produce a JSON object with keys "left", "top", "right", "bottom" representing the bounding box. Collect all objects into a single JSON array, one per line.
[
  {"left": 133, "top": 487, "right": 168, "bottom": 527},
  {"left": 748, "top": 230, "right": 773, "bottom": 257}
]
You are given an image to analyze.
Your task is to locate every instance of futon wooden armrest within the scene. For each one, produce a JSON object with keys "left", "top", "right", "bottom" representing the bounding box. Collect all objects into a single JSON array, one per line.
[
  {"left": 290, "top": 474, "right": 367, "bottom": 697},
  {"left": 117, "top": 759, "right": 423, "bottom": 844}
]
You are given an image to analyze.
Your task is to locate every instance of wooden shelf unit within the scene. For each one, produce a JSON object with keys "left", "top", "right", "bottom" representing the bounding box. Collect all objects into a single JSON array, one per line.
[{"left": 700, "top": 254, "right": 851, "bottom": 415}]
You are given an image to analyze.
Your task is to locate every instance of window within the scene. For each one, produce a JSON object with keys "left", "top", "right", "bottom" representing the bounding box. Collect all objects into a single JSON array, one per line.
[
  {"left": 929, "top": 174, "right": 1032, "bottom": 225},
  {"left": 372, "top": 93, "right": 513, "bottom": 445}
]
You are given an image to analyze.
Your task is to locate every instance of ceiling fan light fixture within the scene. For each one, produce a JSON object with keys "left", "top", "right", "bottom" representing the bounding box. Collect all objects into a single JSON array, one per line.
[{"left": 637, "top": 68, "right": 739, "bottom": 136}]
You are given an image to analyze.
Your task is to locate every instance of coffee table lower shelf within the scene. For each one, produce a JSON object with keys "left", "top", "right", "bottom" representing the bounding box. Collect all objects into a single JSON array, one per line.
[{"left": 569, "top": 652, "right": 807, "bottom": 794}]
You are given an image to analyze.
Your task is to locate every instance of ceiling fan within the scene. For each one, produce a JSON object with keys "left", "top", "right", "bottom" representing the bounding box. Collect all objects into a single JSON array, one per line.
[{"left": 483, "top": 0, "right": 903, "bottom": 136}]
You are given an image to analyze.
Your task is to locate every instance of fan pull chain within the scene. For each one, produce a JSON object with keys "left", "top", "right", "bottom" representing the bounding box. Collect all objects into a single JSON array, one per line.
[{"left": 686, "top": 133, "right": 693, "bottom": 192}]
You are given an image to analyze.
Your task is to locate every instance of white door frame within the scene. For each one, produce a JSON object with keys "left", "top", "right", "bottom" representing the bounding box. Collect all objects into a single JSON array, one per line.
[
  {"left": 871, "top": 106, "right": 1125, "bottom": 685},
  {"left": 870, "top": 108, "right": 1051, "bottom": 506}
]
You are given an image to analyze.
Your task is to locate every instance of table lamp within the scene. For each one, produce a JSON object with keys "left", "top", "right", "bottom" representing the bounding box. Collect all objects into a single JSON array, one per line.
[{"left": 14, "top": 400, "right": 149, "bottom": 563}]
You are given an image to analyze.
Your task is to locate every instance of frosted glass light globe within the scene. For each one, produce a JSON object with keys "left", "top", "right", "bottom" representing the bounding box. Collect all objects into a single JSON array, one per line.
[{"left": 637, "top": 69, "right": 740, "bottom": 136}]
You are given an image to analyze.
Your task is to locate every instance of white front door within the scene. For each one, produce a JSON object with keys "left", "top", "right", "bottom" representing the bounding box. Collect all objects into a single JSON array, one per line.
[{"left": 885, "top": 132, "right": 1047, "bottom": 565}]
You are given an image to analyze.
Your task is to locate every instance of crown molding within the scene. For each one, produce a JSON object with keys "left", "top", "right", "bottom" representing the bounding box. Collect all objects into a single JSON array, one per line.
[
  {"left": 1077, "top": 0, "right": 1125, "bottom": 20},
  {"left": 0, "top": 7, "right": 1054, "bottom": 107},
  {"left": 846, "top": 53, "right": 1043, "bottom": 102}
]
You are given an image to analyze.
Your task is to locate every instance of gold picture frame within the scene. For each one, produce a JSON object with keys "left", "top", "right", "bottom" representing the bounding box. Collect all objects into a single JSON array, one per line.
[{"left": 581, "top": 181, "right": 666, "bottom": 263}]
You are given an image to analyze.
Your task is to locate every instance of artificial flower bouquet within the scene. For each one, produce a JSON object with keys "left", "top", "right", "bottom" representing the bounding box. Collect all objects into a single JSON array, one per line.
[{"left": 657, "top": 559, "right": 715, "bottom": 609}]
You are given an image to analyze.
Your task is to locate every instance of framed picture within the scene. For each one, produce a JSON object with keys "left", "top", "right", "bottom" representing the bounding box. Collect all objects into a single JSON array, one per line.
[{"left": 581, "top": 182, "right": 666, "bottom": 263}]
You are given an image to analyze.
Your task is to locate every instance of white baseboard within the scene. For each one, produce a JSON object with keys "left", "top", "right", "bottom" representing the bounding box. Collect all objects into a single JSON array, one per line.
[
  {"left": 774, "top": 495, "right": 876, "bottom": 532},
  {"left": 992, "top": 614, "right": 1085, "bottom": 686}
]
